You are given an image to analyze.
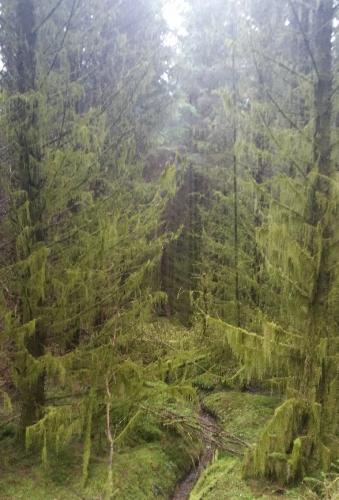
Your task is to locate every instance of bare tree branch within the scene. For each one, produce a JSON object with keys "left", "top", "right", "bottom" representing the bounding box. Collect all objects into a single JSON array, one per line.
[
  {"left": 32, "top": 0, "right": 65, "bottom": 35},
  {"left": 42, "top": 0, "right": 79, "bottom": 82},
  {"left": 287, "top": 0, "right": 319, "bottom": 77}
]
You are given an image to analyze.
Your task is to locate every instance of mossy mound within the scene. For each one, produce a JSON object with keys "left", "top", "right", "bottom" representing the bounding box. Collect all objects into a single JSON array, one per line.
[
  {"left": 190, "top": 391, "right": 304, "bottom": 499},
  {"left": 190, "top": 455, "right": 303, "bottom": 499},
  {"left": 192, "top": 372, "right": 222, "bottom": 392},
  {"left": 0, "top": 434, "right": 200, "bottom": 499},
  {"left": 243, "top": 398, "right": 332, "bottom": 486},
  {"left": 190, "top": 455, "right": 274, "bottom": 500},
  {"left": 86, "top": 440, "right": 199, "bottom": 499},
  {"left": 203, "top": 391, "right": 280, "bottom": 442}
]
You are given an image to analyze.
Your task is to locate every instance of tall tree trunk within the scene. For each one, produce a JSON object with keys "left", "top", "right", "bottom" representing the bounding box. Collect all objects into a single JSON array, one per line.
[
  {"left": 301, "top": 0, "right": 333, "bottom": 397},
  {"left": 231, "top": 14, "right": 240, "bottom": 328},
  {"left": 10, "top": 0, "right": 46, "bottom": 439},
  {"left": 303, "top": 0, "right": 334, "bottom": 413},
  {"left": 244, "top": 0, "right": 336, "bottom": 484},
  {"left": 289, "top": 0, "right": 314, "bottom": 128}
]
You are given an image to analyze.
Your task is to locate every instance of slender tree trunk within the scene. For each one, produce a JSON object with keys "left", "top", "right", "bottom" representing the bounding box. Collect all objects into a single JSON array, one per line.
[
  {"left": 302, "top": 0, "right": 334, "bottom": 400},
  {"left": 11, "top": 0, "right": 46, "bottom": 439},
  {"left": 231, "top": 16, "right": 240, "bottom": 328},
  {"left": 245, "top": 0, "right": 336, "bottom": 484},
  {"left": 251, "top": 55, "right": 269, "bottom": 309},
  {"left": 289, "top": 0, "right": 314, "bottom": 128}
]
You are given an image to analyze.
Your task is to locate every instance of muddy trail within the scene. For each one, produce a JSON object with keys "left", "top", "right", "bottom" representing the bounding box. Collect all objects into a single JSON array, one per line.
[
  {"left": 171, "top": 408, "right": 247, "bottom": 500},
  {"left": 172, "top": 411, "right": 217, "bottom": 500}
]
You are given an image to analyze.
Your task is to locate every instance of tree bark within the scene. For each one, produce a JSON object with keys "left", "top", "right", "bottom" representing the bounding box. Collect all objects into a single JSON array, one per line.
[
  {"left": 10, "top": 0, "right": 46, "bottom": 440},
  {"left": 231, "top": 15, "right": 240, "bottom": 328},
  {"left": 302, "top": 0, "right": 334, "bottom": 398}
]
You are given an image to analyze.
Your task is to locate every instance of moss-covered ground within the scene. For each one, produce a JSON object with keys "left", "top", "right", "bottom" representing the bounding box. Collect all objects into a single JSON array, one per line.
[
  {"left": 0, "top": 433, "right": 200, "bottom": 499},
  {"left": 0, "top": 390, "right": 336, "bottom": 498},
  {"left": 202, "top": 391, "right": 280, "bottom": 442},
  {"left": 190, "top": 391, "right": 308, "bottom": 499}
]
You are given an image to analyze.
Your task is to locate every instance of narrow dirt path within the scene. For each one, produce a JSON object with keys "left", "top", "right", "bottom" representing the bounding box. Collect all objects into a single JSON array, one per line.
[{"left": 171, "top": 411, "right": 217, "bottom": 500}]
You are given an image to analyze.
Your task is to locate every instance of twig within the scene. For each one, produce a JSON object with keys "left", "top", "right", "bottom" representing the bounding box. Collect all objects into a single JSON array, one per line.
[
  {"left": 32, "top": 0, "right": 65, "bottom": 35},
  {"left": 287, "top": 0, "right": 319, "bottom": 77},
  {"left": 105, "top": 376, "right": 114, "bottom": 500},
  {"left": 0, "top": 414, "right": 19, "bottom": 428}
]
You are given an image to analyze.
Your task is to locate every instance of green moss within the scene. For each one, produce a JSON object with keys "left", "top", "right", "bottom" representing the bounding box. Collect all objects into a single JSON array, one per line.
[
  {"left": 0, "top": 391, "right": 318, "bottom": 499},
  {"left": 0, "top": 443, "right": 79, "bottom": 500},
  {"left": 192, "top": 372, "right": 221, "bottom": 392},
  {"left": 203, "top": 391, "right": 280, "bottom": 442},
  {"left": 189, "top": 455, "right": 304, "bottom": 499},
  {"left": 0, "top": 434, "right": 198, "bottom": 499},
  {"left": 287, "top": 437, "right": 303, "bottom": 480},
  {"left": 190, "top": 456, "right": 239, "bottom": 499},
  {"left": 86, "top": 443, "right": 191, "bottom": 499},
  {"left": 189, "top": 391, "right": 304, "bottom": 499},
  {"left": 243, "top": 398, "right": 331, "bottom": 485}
]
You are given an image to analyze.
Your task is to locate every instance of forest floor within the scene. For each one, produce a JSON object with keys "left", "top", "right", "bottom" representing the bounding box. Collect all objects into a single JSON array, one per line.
[
  {"left": 0, "top": 388, "right": 319, "bottom": 499},
  {"left": 172, "top": 411, "right": 217, "bottom": 499},
  {"left": 189, "top": 391, "right": 306, "bottom": 500},
  {"left": 0, "top": 430, "right": 199, "bottom": 499}
]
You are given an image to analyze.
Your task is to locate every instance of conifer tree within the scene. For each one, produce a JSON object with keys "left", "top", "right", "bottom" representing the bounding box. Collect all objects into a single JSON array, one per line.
[
  {"left": 208, "top": 0, "right": 339, "bottom": 483},
  {"left": 0, "top": 0, "right": 176, "bottom": 462},
  {"left": 161, "top": 0, "right": 251, "bottom": 327},
  {"left": 0, "top": 0, "right": 338, "bottom": 492}
]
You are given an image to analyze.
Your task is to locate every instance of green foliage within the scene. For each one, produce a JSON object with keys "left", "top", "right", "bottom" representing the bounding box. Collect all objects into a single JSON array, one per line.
[
  {"left": 0, "top": 436, "right": 199, "bottom": 499},
  {"left": 203, "top": 391, "right": 280, "bottom": 442},
  {"left": 0, "top": 0, "right": 338, "bottom": 495},
  {"left": 243, "top": 399, "right": 330, "bottom": 484},
  {"left": 0, "top": 0, "right": 188, "bottom": 485},
  {"left": 178, "top": 0, "right": 339, "bottom": 486},
  {"left": 303, "top": 461, "right": 339, "bottom": 499},
  {"left": 190, "top": 456, "right": 238, "bottom": 500},
  {"left": 191, "top": 391, "right": 304, "bottom": 499}
]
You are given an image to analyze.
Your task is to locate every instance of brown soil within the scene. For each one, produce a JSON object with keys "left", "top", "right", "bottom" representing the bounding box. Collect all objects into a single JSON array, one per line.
[{"left": 172, "top": 411, "right": 217, "bottom": 500}]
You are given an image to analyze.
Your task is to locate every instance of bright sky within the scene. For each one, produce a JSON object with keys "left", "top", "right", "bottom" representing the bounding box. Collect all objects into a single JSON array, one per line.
[
  {"left": 163, "top": 0, "right": 185, "bottom": 30},
  {"left": 163, "top": 0, "right": 187, "bottom": 46}
]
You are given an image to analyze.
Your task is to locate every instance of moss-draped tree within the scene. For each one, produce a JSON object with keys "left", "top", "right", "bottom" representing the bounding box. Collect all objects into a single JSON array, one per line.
[
  {"left": 208, "top": 0, "right": 339, "bottom": 483},
  {"left": 0, "top": 0, "right": 178, "bottom": 462}
]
